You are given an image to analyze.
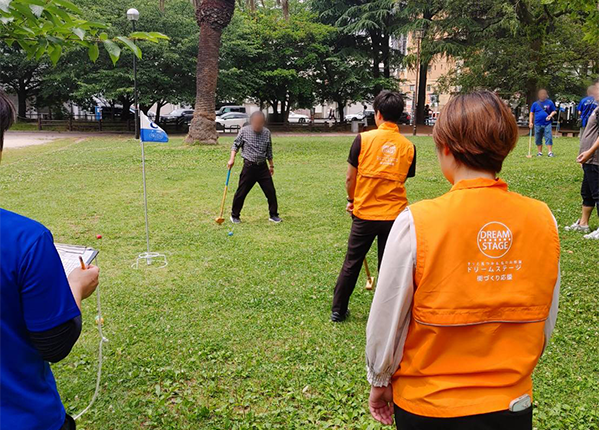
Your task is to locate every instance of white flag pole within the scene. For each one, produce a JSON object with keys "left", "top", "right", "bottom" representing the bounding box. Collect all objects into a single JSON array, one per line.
[
  {"left": 133, "top": 114, "right": 168, "bottom": 269},
  {"left": 141, "top": 139, "right": 151, "bottom": 256}
]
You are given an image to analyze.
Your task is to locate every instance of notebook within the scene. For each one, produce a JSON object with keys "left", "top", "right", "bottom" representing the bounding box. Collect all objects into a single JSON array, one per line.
[{"left": 55, "top": 243, "right": 99, "bottom": 276}]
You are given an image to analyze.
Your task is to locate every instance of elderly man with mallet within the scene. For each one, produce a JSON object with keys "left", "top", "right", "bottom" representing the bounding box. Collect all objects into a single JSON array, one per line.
[{"left": 226, "top": 111, "right": 281, "bottom": 224}]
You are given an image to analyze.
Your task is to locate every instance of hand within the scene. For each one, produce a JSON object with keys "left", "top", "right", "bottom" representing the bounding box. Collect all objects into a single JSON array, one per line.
[
  {"left": 269, "top": 165, "right": 274, "bottom": 176},
  {"left": 68, "top": 265, "right": 99, "bottom": 307},
  {"left": 369, "top": 385, "right": 394, "bottom": 426},
  {"left": 577, "top": 150, "right": 592, "bottom": 164},
  {"left": 529, "top": 122, "right": 534, "bottom": 129},
  {"left": 227, "top": 158, "right": 235, "bottom": 169},
  {"left": 346, "top": 202, "right": 354, "bottom": 213}
]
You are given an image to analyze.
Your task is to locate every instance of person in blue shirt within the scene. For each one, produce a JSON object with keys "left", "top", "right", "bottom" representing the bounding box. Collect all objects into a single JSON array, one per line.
[
  {"left": 529, "top": 89, "right": 557, "bottom": 157},
  {"left": 578, "top": 86, "right": 599, "bottom": 129},
  {"left": 0, "top": 90, "right": 100, "bottom": 430}
]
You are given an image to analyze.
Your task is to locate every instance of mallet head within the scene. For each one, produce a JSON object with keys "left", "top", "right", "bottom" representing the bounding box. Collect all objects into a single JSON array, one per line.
[{"left": 215, "top": 217, "right": 225, "bottom": 225}]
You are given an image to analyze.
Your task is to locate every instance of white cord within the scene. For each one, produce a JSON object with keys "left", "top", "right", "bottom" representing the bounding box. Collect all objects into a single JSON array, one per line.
[{"left": 73, "top": 256, "right": 108, "bottom": 420}]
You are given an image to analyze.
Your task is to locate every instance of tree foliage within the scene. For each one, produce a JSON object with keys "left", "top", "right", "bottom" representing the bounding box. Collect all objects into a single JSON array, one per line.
[
  {"left": 0, "top": 0, "right": 166, "bottom": 64},
  {"left": 436, "top": 0, "right": 599, "bottom": 107}
]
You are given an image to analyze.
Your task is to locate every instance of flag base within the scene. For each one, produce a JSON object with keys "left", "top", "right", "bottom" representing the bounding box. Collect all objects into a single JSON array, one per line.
[{"left": 132, "top": 251, "right": 168, "bottom": 269}]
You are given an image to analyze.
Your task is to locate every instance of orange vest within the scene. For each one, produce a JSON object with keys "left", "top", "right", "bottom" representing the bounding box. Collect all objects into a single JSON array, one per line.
[
  {"left": 392, "top": 178, "right": 560, "bottom": 418},
  {"left": 353, "top": 122, "right": 414, "bottom": 221}
]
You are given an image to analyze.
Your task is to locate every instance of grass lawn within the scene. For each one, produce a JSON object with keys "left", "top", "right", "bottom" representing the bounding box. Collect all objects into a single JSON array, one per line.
[{"left": 1, "top": 134, "right": 597, "bottom": 430}]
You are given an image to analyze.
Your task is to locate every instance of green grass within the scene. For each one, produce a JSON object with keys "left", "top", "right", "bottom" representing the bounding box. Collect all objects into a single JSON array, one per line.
[{"left": 1, "top": 134, "right": 597, "bottom": 430}]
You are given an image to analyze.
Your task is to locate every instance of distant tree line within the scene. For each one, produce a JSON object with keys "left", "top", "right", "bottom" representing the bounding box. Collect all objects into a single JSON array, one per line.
[{"left": 1, "top": 0, "right": 597, "bottom": 127}]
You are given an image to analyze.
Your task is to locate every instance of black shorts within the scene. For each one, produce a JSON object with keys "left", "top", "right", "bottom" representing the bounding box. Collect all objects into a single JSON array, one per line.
[
  {"left": 581, "top": 164, "right": 599, "bottom": 214},
  {"left": 394, "top": 405, "right": 532, "bottom": 430},
  {"left": 59, "top": 414, "right": 76, "bottom": 430}
]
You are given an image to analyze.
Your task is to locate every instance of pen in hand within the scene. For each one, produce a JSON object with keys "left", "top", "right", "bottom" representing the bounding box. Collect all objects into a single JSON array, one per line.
[{"left": 79, "top": 256, "right": 86, "bottom": 270}]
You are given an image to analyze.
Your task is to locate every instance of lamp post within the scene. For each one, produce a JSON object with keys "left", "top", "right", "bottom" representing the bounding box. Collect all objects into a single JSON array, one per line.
[
  {"left": 127, "top": 8, "right": 140, "bottom": 139},
  {"left": 412, "top": 28, "right": 424, "bottom": 136}
]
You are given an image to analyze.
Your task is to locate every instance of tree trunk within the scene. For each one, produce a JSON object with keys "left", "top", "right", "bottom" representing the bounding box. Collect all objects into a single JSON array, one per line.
[
  {"left": 282, "top": 0, "right": 288, "bottom": 19},
  {"left": 336, "top": 99, "right": 345, "bottom": 122},
  {"left": 185, "top": 0, "right": 235, "bottom": 145},
  {"left": 416, "top": 60, "right": 429, "bottom": 125},
  {"left": 382, "top": 34, "right": 390, "bottom": 79},
  {"left": 156, "top": 101, "right": 164, "bottom": 123},
  {"left": 17, "top": 80, "right": 27, "bottom": 118},
  {"left": 17, "top": 91, "right": 27, "bottom": 118}
]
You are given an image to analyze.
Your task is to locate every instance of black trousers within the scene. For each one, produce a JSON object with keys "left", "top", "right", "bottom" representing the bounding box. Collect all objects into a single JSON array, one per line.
[
  {"left": 394, "top": 405, "right": 532, "bottom": 430},
  {"left": 331, "top": 216, "right": 394, "bottom": 314},
  {"left": 231, "top": 160, "right": 278, "bottom": 218},
  {"left": 581, "top": 163, "right": 599, "bottom": 216}
]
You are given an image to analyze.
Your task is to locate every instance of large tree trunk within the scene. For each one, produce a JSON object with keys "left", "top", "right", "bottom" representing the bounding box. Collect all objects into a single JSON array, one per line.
[
  {"left": 185, "top": 0, "right": 235, "bottom": 145},
  {"left": 416, "top": 60, "right": 429, "bottom": 125}
]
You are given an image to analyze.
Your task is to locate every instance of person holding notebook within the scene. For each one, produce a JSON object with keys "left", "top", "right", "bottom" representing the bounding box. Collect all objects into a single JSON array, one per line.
[{"left": 0, "top": 90, "right": 100, "bottom": 430}]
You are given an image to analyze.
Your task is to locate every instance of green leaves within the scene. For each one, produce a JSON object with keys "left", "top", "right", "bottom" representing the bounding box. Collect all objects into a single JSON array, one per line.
[
  {"left": 88, "top": 42, "right": 99, "bottom": 62},
  {"left": 116, "top": 36, "right": 141, "bottom": 59},
  {"left": 101, "top": 39, "right": 121, "bottom": 65},
  {"left": 0, "top": 0, "right": 169, "bottom": 64}
]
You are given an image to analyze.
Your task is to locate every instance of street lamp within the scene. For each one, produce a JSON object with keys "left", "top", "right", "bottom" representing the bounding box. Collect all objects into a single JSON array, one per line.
[
  {"left": 127, "top": 8, "right": 140, "bottom": 139},
  {"left": 412, "top": 28, "right": 424, "bottom": 136}
]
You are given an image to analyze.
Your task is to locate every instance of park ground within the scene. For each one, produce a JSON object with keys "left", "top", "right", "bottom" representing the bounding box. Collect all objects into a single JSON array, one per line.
[{"left": 0, "top": 134, "right": 597, "bottom": 429}]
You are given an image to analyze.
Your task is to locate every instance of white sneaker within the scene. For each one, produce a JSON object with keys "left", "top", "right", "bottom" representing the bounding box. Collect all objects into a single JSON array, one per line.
[
  {"left": 583, "top": 228, "right": 599, "bottom": 239},
  {"left": 565, "top": 220, "right": 590, "bottom": 233}
]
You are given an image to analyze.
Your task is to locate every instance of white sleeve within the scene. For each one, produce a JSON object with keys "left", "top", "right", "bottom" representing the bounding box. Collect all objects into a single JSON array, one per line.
[
  {"left": 365, "top": 208, "right": 416, "bottom": 387},
  {"left": 543, "top": 260, "right": 560, "bottom": 352},
  {"left": 543, "top": 214, "right": 560, "bottom": 352}
]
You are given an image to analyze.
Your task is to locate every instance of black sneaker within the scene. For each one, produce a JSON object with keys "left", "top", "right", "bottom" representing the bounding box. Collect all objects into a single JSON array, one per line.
[
  {"left": 230, "top": 216, "right": 241, "bottom": 224},
  {"left": 331, "top": 310, "right": 350, "bottom": 323},
  {"left": 269, "top": 216, "right": 282, "bottom": 223}
]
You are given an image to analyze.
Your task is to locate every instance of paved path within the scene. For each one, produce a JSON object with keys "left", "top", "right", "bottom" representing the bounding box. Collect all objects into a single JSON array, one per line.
[{"left": 3, "top": 132, "right": 96, "bottom": 149}]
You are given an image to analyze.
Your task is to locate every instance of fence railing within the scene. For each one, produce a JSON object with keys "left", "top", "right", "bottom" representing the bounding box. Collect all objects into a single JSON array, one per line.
[{"left": 25, "top": 117, "right": 355, "bottom": 134}]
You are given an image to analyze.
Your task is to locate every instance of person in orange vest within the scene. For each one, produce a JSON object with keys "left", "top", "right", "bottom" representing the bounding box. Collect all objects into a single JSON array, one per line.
[
  {"left": 331, "top": 91, "right": 416, "bottom": 322},
  {"left": 365, "top": 91, "right": 560, "bottom": 429}
]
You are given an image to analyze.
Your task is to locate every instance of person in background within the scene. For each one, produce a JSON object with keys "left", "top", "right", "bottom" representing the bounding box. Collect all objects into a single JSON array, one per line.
[
  {"left": 423, "top": 104, "right": 431, "bottom": 122},
  {"left": 577, "top": 85, "right": 598, "bottom": 130},
  {"left": 567, "top": 79, "right": 599, "bottom": 239},
  {"left": 0, "top": 90, "right": 100, "bottom": 430},
  {"left": 529, "top": 89, "right": 557, "bottom": 157},
  {"left": 366, "top": 91, "right": 560, "bottom": 430},
  {"left": 227, "top": 111, "right": 281, "bottom": 224},
  {"left": 331, "top": 91, "right": 416, "bottom": 322}
]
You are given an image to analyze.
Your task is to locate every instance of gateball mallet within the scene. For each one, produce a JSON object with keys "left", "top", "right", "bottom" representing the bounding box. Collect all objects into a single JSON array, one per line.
[
  {"left": 363, "top": 258, "right": 376, "bottom": 291},
  {"left": 526, "top": 127, "right": 533, "bottom": 159},
  {"left": 215, "top": 168, "right": 232, "bottom": 225}
]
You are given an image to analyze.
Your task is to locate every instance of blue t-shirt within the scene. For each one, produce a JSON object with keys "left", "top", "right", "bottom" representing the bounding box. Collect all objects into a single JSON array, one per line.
[
  {"left": 577, "top": 96, "right": 598, "bottom": 127},
  {"left": 531, "top": 99, "right": 556, "bottom": 126},
  {"left": 0, "top": 209, "right": 80, "bottom": 430}
]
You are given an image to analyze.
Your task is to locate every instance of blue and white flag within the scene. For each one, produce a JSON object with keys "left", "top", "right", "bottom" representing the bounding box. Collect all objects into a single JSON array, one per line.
[{"left": 140, "top": 111, "right": 169, "bottom": 143}]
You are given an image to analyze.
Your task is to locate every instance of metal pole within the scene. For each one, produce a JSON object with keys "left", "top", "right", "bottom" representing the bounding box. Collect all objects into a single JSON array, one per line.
[
  {"left": 412, "top": 31, "right": 422, "bottom": 136},
  {"left": 132, "top": 20, "right": 139, "bottom": 140},
  {"left": 140, "top": 140, "right": 151, "bottom": 258}
]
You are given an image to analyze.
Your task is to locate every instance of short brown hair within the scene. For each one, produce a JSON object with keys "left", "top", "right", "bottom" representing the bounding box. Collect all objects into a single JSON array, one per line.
[
  {"left": 0, "top": 90, "right": 16, "bottom": 152},
  {"left": 432, "top": 91, "right": 518, "bottom": 173}
]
